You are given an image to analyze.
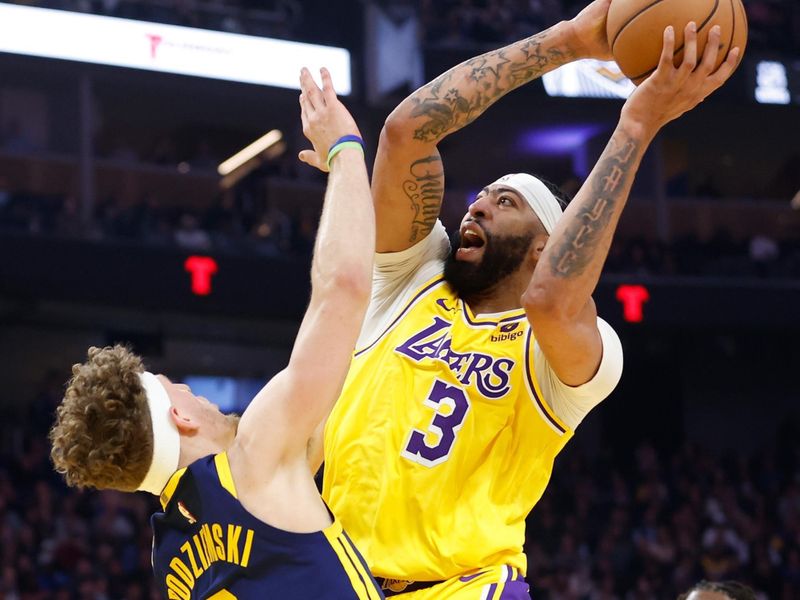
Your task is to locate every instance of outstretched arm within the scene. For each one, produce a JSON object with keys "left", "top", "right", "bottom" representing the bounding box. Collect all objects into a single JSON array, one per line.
[
  {"left": 524, "top": 24, "right": 740, "bottom": 386},
  {"left": 230, "top": 68, "right": 375, "bottom": 475},
  {"left": 373, "top": 0, "right": 613, "bottom": 252}
]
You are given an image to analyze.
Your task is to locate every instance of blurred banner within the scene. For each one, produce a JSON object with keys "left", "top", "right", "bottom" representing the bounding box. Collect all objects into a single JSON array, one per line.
[
  {"left": 0, "top": 4, "right": 351, "bottom": 93},
  {"left": 543, "top": 59, "right": 635, "bottom": 99},
  {"left": 539, "top": 56, "right": 800, "bottom": 105}
]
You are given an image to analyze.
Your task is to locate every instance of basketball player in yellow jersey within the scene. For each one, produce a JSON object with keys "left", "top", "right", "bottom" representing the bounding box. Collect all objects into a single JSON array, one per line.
[{"left": 315, "top": 0, "right": 743, "bottom": 596}]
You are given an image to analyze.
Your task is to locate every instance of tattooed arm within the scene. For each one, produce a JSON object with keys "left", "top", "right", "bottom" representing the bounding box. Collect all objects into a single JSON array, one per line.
[
  {"left": 523, "top": 23, "right": 740, "bottom": 386},
  {"left": 373, "top": 0, "right": 613, "bottom": 252}
]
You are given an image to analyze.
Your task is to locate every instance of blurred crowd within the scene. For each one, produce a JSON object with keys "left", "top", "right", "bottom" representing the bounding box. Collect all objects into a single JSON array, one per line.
[
  {"left": 0, "top": 187, "right": 320, "bottom": 259},
  {"left": 420, "top": 0, "right": 800, "bottom": 55},
  {"left": 2, "top": 179, "right": 799, "bottom": 280},
  {"left": 525, "top": 429, "right": 800, "bottom": 598},
  {"left": 605, "top": 234, "right": 800, "bottom": 280},
  {"left": 2, "top": 373, "right": 798, "bottom": 598},
  {"left": 0, "top": 373, "right": 161, "bottom": 600}
]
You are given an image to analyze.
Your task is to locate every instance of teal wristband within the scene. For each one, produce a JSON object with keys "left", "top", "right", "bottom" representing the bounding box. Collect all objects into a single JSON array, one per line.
[{"left": 326, "top": 141, "right": 365, "bottom": 171}]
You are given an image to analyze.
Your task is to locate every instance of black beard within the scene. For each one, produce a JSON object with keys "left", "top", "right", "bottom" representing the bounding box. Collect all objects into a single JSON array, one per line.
[{"left": 443, "top": 228, "right": 535, "bottom": 300}]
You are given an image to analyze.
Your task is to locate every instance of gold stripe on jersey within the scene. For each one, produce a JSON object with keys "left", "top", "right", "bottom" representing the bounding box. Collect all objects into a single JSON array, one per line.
[
  {"left": 160, "top": 467, "right": 188, "bottom": 510},
  {"left": 340, "top": 534, "right": 381, "bottom": 600},
  {"left": 322, "top": 522, "right": 378, "bottom": 600},
  {"left": 214, "top": 452, "right": 238, "bottom": 499}
]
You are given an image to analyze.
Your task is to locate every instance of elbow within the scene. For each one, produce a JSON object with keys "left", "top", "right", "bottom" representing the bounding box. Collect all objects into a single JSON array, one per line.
[
  {"left": 337, "top": 268, "right": 372, "bottom": 303},
  {"left": 317, "top": 264, "right": 372, "bottom": 306},
  {"left": 522, "top": 285, "right": 578, "bottom": 324},
  {"left": 381, "top": 110, "right": 416, "bottom": 147},
  {"left": 521, "top": 285, "right": 554, "bottom": 318}
]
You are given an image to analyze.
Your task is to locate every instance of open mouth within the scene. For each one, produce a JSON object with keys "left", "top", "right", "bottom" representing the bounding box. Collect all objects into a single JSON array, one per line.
[{"left": 456, "top": 223, "right": 486, "bottom": 261}]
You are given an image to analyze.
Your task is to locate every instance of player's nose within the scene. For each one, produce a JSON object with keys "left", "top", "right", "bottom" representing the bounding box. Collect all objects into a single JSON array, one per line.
[{"left": 467, "top": 196, "right": 490, "bottom": 219}]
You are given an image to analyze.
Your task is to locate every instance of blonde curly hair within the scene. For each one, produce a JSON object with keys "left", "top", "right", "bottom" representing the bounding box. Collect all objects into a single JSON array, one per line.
[{"left": 49, "top": 345, "right": 154, "bottom": 491}]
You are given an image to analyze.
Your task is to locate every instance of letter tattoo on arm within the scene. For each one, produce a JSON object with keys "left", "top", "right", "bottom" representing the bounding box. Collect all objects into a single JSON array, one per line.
[
  {"left": 551, "top": 139, "right": 639, "bottom": 277},
  {"left": 403, "top": 155, "right": 445, "bottom": 243}
]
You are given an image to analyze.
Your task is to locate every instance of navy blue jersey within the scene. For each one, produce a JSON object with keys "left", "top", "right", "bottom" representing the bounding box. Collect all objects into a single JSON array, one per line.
[{"left": 151, "top": 453, "right": 384, "bottom": 600}]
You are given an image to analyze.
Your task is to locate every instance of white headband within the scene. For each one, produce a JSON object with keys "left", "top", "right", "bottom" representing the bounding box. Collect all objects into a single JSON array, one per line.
[
  {"left": 492, "top": 173, "right": 563, "bottom": 235},
  {"left": 137, "top": 372, "right": 181, "bottom": 495}
]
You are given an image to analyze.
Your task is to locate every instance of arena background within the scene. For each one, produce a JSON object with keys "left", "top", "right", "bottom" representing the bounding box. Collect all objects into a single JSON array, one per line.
[{"left": 0, "top": 0, "right": 798, "bottom": 598}]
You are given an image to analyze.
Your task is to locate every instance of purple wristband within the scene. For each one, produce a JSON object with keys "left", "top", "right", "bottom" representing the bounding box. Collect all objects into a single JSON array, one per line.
[{"left": 328, "top": 134, "right": 364, "bottom": 155}]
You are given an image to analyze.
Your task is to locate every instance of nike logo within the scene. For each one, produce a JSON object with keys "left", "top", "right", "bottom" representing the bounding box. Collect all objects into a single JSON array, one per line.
[
  {"left": 436, "top": 298, "right": 455, "bottom": 312},
  {"left": 459, "top": 571, "right": 488, "bottom": 582}
]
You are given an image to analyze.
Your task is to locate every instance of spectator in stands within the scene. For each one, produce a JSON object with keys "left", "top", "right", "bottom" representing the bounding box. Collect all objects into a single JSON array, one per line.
[
  {"left": 749, "top": 233, "right": 780, "bottom": 277},
  {"left": 677, "top": 580, "right": 757, "bottom": 600},
  {"left": 173, "top": 212, "right": 212, "bottom": 250}
]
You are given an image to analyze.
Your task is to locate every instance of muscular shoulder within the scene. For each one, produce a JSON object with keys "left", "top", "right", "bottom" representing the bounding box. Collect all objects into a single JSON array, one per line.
[{"left": 359, "top": 222, "right": 449, "bottom": 348}]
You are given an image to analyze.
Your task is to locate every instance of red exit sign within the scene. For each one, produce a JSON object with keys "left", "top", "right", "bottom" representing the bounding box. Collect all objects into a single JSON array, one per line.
[
  {"left": 615, "top": 284, "right": 649, "bottom": 323},
  {"left": 184, "top": 256, "right": 218, "bottom": 296}
]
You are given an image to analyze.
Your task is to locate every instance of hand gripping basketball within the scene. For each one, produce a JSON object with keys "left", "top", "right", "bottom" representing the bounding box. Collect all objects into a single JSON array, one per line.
[
  {"left": 569, "top": 0, "right": 614, "bottom": 61},
  {"left": 607, "top": 0, "right": 748, "bottom": 85},
  {"left": 620, "top": 22, "right": 740, "bottom": 137}
]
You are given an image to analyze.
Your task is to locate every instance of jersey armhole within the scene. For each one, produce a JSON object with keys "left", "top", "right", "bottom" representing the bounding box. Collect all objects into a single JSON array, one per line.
[{"left": 523, "top": 328, "right": 571, "bottom": 436}]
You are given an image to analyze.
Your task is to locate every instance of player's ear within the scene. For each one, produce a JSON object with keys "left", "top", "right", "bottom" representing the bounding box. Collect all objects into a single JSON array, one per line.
[
  {"left": 529, "top": 233, "right": 548, "bottom": 262},
  {"left": 170, "top": 405, "right": 199, "bottom": 434}
]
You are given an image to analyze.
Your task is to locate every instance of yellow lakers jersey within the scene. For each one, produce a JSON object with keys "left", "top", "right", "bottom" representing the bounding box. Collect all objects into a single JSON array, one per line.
[{"left": 323, "top": 275, "right": 574, "bottom": 582}]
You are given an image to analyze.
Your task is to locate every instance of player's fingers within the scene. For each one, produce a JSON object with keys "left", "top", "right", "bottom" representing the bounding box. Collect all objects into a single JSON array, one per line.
[
  {"left": 697, "top": 25, "right": 721, "bottom": 74},
  {"left": 678, "top": 21, "right": 697, "bottom": 77},
  {"left": 299, "top": 94, "right": 310, "bottom": 129},
  {"left": 656, "top": 25, "right": 676, "bottom": 73},
  {"left": 298, "top": 150, "right": 327, "bottom": 172},
  {"left": 300, "top": 66, "right": 325, "bottom": 109},
  {"left": 298, "top": 149, "right": 315, "bottom": 165},
  {"left": 705, "top": 46, "right": 740, "bottom": 90},
  {"left": 320, "top": 67, "right": 337, "bottom": 105},
  {"left": 696, "top": 48, "right": 739, "bottom": 106},
  {"left": 299, "top": 68, "right": 317, "bottom": 111}
]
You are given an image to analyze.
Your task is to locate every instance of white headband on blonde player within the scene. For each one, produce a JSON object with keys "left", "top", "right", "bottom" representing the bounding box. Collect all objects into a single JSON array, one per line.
[
  {"left": 491, "top": 173, "right": 563, "bottom": 235},
  {"left": 137, "top": 371, "right": 181, "bottom": 495}
]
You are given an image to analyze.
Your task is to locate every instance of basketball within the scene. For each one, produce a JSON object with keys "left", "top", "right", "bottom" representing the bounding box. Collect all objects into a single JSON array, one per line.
[{"left": 607, "top": 0, "right": 748, "bottom": 85}]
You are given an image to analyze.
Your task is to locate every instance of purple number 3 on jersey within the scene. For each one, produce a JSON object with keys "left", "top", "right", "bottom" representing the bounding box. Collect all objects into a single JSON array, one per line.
[{"left": 401, "top": 379, "right": 471, "bottom": 467}]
